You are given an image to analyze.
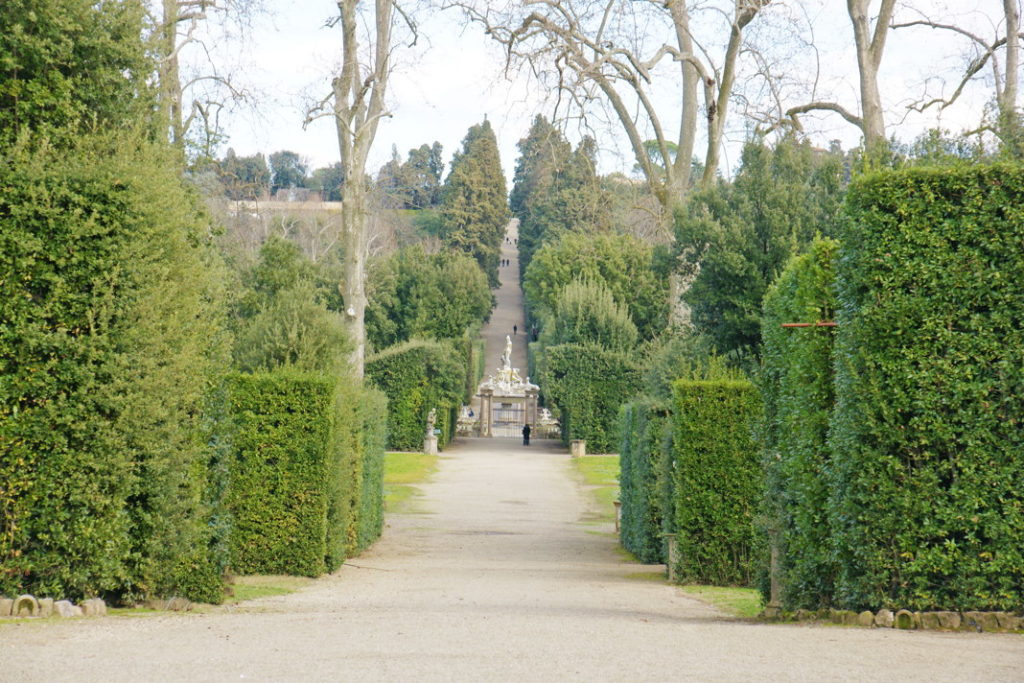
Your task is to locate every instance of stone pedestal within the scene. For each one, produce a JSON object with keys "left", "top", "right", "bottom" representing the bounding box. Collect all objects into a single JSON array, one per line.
[
  {"left": 525, "top": 387, "right": 539, "bottom": 429},
  {"left": 570, "top": 439, "right": 586, "bottom": 458},
  {"left": 423, "top": 434, "right": 438, "bottom": 455},
  {"left": 479, "top": 388, "right": 494, "bottom": 437}
]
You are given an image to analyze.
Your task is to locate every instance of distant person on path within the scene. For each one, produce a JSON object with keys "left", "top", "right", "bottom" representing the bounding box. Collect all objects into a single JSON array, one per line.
[
  {"left": 513, "top": 324, "right": 517, "bottom": 335},
  {"left": 522, "top": 423, "right": 531, "bottom": 446}
]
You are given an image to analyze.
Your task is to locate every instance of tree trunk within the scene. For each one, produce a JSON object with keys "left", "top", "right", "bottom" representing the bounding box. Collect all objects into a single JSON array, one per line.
[
  {"left": 1002, "top": 0, "right": 1022, "bottom": 154},
  {"left": 847, "top": 0, "right": 895, "bottom": 154},
  {"left": 159, "top": 0, "right": 184, "bottom": 146}
]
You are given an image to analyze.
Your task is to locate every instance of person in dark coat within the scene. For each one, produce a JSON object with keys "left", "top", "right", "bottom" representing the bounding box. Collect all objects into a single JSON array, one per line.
[{"left": 522, "top": 423, "right": 531, "bottom": 446}]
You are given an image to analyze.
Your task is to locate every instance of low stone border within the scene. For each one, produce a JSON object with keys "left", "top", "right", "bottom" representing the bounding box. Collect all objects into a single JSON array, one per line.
[
  {"left": 0, "top": 595, "right": 106, "bottom": 619},
  {"left": 766, "top": 607, "right": 1023, "bottom": 633}
]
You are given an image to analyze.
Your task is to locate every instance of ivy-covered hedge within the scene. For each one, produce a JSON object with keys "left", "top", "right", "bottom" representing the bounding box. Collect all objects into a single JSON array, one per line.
[
  {"left": 671, "top": 380, "right": 762, "bottom": 585},
  {"left": 830, "top": 165, "right": 1024, "bottom": 611},
  {"left": 366, "top": 339, "right": 465, "bottom": 451},
  {"left": 0, "top": 136, "right": 229, "bottom": 603},
  {"left": 226, "top": 372, "right": 333, "bottom": 577},
  {"left": 618, "top": 400, "right": 670, "bottom": 563},
  {"left": 542, "top": 343, "right": 642, "bottom": 453},
  {"left": 760, "top": 238, "right": 838, "bottom": 609}
]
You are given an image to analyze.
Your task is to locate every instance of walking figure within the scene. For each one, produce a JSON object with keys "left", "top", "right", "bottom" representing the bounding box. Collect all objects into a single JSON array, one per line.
[
  {"left": 522, "top": 423, "right": 531, "bottom": 446},
  {"left": 513, "top": 324, "right": 517, "bottom": 335}
]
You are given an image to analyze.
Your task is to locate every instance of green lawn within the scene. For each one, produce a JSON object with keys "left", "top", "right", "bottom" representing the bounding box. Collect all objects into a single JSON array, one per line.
[
  {"left": 677, "top": 584, "right": 764, "bottom": 619},
  {"left": 225, "top": 575, "right": 315, "bottom": 605},
  {"left": 384, "top": 451, "right": 439, "bottom": 513},
  {"left": 571, "top": 454, "right": 620, "bottom": 524}
]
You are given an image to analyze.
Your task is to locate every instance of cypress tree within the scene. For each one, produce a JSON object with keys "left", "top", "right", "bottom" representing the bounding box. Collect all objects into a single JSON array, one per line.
[{"left": 439, "top": 120, "right": 509, "bottom": 287}]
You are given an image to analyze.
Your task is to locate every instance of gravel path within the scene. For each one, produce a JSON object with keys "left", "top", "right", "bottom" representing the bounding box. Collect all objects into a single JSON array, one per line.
[
  {"left": 2, "top": 221, "right": 1019, "bottom": 680},
  {"left": 1, "top": 439, "right": 1020, "bottom": 681}
]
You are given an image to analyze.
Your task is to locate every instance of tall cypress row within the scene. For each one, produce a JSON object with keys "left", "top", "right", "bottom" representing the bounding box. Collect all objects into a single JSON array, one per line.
[{"left": 439, "top": 120, "right": 509, "bottom": 287}]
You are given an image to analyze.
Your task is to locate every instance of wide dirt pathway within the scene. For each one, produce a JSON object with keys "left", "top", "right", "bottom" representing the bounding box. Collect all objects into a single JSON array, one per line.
[{"left": 1, "top": 439, "right": 1020, "bottom": 680}]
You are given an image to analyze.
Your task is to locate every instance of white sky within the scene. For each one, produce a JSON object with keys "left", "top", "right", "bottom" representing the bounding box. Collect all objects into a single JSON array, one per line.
[{"left": 189, "top": 1, "right": 1009, "bottom": 182}]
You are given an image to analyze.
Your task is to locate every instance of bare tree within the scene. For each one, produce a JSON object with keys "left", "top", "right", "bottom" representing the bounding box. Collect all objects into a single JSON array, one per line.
[
  {"left": 152, "top": 0, "right": 261, "bottom": 151},
  {"left": 305, "top": 0, "right": 417, "bottom": 377},
  {"left": 776, "top": 0, "right": 896, "bottom": 154},
  {"left": 447, "top": 1, "right": 770, "bottom": 213},
  {"left": 892, "top": 1, "right": 1024, "bottom": 153}
]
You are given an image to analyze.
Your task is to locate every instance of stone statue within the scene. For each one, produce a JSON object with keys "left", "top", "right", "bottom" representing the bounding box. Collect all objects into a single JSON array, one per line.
[
  {"left": 501, "top": 335, "right": 512, "bottom": 370},
  {"left": 426, "top": 408, "right": 436, "bottom": 437}
]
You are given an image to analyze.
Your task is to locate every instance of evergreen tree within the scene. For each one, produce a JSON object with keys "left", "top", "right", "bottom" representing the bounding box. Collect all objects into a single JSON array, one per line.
[
  {"left": 268, "top": 150, "right": 309, "bottom": 195},
  {"left": 541, "top": 277, "right": 638, "bottom": 352},
  {"left": 439, "top": 120, "right": 509, "bottom": 287},
  {"left": 675, "top": 136, "right": 845, "bottom": 356},
  {"left": 0, "top": 0, "right": 152, "bottom": 144}
]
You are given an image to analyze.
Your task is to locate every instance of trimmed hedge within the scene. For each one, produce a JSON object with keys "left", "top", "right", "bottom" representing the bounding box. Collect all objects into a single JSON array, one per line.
[
  {"left": 226, "top": 372, "right": 333, "bottom": 577},
  {"left": 542, "top": 343, "right": 642, "bottom": 453},
  {"left": 366, "top": 339, "right": 465, "bottom": 451},
  {"left": 760, "top": 238, "right": 839, "bottom": 609},
  {"left": 355, "top": 387, "right": 388, "bottom": 554},
  {"left": 0, "top": 137, "right": 229, "bottom": 603},
  {"left": 671, "top": 380, "right": 763, "bottom": 585},
  {"left": 618, "top": 400, "right": 670, "bottom": 563},
  {"left": 226, "top": 372, "right": 385, "bottom": 577},
  {"left": 830, "top": 165, "right": 1024, "bottom": 611}
]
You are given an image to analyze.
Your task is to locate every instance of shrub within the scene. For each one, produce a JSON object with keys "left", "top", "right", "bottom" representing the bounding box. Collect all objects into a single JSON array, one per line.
[
  {"left": 524, "top": 231, "right": 669, "bottom": 340},
  {"left": 226, "top": 372, "right": 333, "bottom": 577},
  {"left": 760, "top": 238, "right": 839, "bottom": 609},
  {"left": 366, "top": 340, "right": 466, "bottom": 451},
  {"left": 671, "top": 380, "right": 763, "bottom": 586},
  {"left": 542, "top": 343, "right": 642, "bottom": 453},
  {"left": 830, "top": 165, "right": 1024, "bottom": 611},
  {"left": 0, "top": 136, "right": 229, "bottom": 603},
  {"left": 618, "top": 400, "right": 670, "bottom": 563},
  {"left": 541, "top": 277, "right": 638, "bottom": 351},
  {"left": 355, "top": 388, "right": 388, "bottom": 553}
]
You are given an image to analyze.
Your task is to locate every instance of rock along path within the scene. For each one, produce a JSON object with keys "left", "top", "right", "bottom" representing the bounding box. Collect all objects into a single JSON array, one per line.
[{"left": 1, "top": 223, "right": 1020, "bottom": 681}]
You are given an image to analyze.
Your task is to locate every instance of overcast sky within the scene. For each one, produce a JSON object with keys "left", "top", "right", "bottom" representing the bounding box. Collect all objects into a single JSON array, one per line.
[{"left": 192, "top": 1, "right": 1003, "bottom": 182}]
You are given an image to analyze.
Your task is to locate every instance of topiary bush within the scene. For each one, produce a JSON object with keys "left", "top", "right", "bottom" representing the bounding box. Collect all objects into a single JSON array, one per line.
[
  {"left": 671, "top": 380, "right": 763, "bottom": 586},
  {"left": 760, "top": 238, "right": 839, "bottom": 609},
  {"left": 366, "top": 339, "right": 466, "bottom": 451},
  {"left": 0, "top": 136, "right": 229, "bottom": 603},
  {"left": 618, "top": 399, "right": 670, "bottom": 564},
  {"left": 542, "top": 343, "right": 642, "bottom": 453},
  {"left": 830, "top": 165, "right": 1024, "bottom": 611},
  {"left": 226, "top": 372, "right": 333, "bottom": 577}
]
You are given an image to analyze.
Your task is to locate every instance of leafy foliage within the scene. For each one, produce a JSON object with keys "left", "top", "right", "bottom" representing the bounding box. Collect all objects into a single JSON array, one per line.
[
  {"left": 0, "top": 0, "right": 152, "bottom": 144},
  {"left": 760, "top": 238, "right": 839, "bottom": 609},
  {"left": 366, "top": 340, "right": 467, "bottom": 451},
  {"left": 511, "top": 116, "right": 611, "bottom": 274},
  {"left": 439, "top": 120, "right": 509, "bottom": 287},
  {"left": 366, "top": 244, "right": 492, "bottom": 351},
  {"left": 524, "top": 231, "right": 668, "bottom": 341},
  {"left": 0, "top": 135, "right": 230, "bottom": 602},
  {"left": 618, "top": 399, "right": 670, "bottom": 563},
  {"left": 218, "top": 149, "right": 271, "bottom": 200},
  {"left": 829, "top": 165, "right": 1024, "bottom": 611},
  {"left": 541, "top": 344, "right": 643, "bottom": 453},
  {"left": 675, "top": 137, "right": 844, "bottom": 355},
  {"left": 540, "top": 277, "right": 638, "bottom": 352},
  {"left": 226, "top": 372, "right": 332, "bottom": 577},
  {"left": 671, "top": 380, "right": 763, "bottom": 586}
]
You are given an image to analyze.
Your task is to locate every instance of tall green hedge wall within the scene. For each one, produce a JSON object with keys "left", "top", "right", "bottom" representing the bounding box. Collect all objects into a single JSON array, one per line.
[
  {"left": 227, "top": 372, "right": 333, "bottom": 577},
  {"left": 366, "top": 339, "right": 465, "bottom": 451},
  {"left": 618, "top": 400, "right": 670, "bottom": 564},
  {"left": 542, "top": 343, "right": 642, "bottom": 453},
  {"left": 830, "top": 165, "right": 1024, "bottom": 611},
  {"left": 226, "top": 372, "right": 385, "bottom": 577},
  {"left": 760, "top": 238, "right": 838, "bottom": 609},
  {"left": 0, "top": 137, "right": 229, "bottom": 603},
  {"left": 671, "top": 380, "right": 763, "bottom": 585}
]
